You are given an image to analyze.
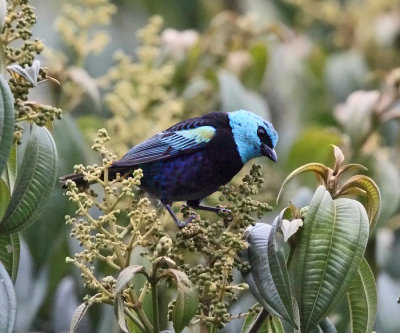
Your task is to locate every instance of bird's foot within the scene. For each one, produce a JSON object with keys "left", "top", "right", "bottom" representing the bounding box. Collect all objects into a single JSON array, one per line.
[
  {"left": 217, "top": 207, "right": 233, "bottom": 227},
  {"left": 217, "top": 207, "right": 232, "bottom": 218},
  {"left": 163, "top": 202, "right": 199, "bottom": 228},
  {"left": 175, "top": 213, "right": 198, "bottom": 229}
]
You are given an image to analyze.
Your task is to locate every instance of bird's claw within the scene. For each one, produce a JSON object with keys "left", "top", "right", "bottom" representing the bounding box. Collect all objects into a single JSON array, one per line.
[
  {"left": 217, "top": 207, "right": 233, "bottom": 227},
  {"left": 176, "top": 213, "right": 198, "bottom": 229},
  {"left": 218, "top": 207, "right": 232, "bottom": 219}
]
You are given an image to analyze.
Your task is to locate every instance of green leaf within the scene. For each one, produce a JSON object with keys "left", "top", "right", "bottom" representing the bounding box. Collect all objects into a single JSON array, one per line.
[
  {"left": 318, "top": 318, "right": 338, "bottom": 332},
  {"left": 243, "top": 221, "right": 296, "bottom": 326},
  {"left": 242, "top": 309, "right": 258, "bottom": 333},
  {"left": 1, "top": 143, "right": 17, "bottom": 193},
  {"left": 70, "top": 298, "right": 96, "bottom": 333},
  {"left": 0, "top": 125, "right": 58, "bottom": 234},
  {"left": 268, "top": 214, "right": 296, "bottom": 324},
  {"left": 294, "top": 186, "right": 369, "bottom": 332},
  {"left": 347, "top": 258, "right": 377, "bottom": 333},
  {"left": 242, "top": 312, "right": 284, "bottom": 333},
  {"left": 114, "top": 265, "right": 146, "bottom": 333},
  {"left": 115, "top": 265, "right": 146, "bottom": 294},
  {"left": 241, "top": 224, "right": 281, "bottom": 317},
  {"left": 114, "top": 295, "right": 129, "bottom": 333},
  {"left": 0, "top": 262, "right": 17, "bottom": 333},
  {"left": 0, "top": 178, "right": 10, "bottom": 218},
  {"left": 0, "top": 232, "right": 19, "bottom": 283},
  {"left": 265, "top": 315, "right": 285, "bottom": 333},
  {"left": 164, "top": 268, "right": 198, "bottom": 333},
  {"left": 0, "top": 75, "right": 15, "bottom": 178}
]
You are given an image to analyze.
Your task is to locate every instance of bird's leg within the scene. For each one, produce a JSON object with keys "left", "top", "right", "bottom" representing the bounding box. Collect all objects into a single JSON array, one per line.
[
  {"left": 187, "top": 200, "right": 232, "bottom": 221},
  {"left": 163, "top": 202, "right": 196, "bottom": 228}
]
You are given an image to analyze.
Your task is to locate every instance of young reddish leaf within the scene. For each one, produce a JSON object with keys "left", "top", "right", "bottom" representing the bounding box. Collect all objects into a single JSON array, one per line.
[{"left": 340, "top": 175, "right": 381, "bottom": 233}]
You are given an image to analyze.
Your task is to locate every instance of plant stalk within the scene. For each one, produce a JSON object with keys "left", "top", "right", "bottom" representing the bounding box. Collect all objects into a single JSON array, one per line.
[
  {"left": 129, "top": 289, "right": 153, "bottom": 333},
  {"left": 151, "top": 281, "right": 160, "bottom": 333}
]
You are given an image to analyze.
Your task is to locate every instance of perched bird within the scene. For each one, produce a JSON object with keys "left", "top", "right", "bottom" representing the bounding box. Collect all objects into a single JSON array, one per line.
[{"left": 61, "top": 110, "right": 278, "bottom": 227}]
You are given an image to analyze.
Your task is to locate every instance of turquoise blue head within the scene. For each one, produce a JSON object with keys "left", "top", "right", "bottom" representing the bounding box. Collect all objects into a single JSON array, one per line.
[{"left": 228, "top": 110, "right": 278, "bottom": 164}]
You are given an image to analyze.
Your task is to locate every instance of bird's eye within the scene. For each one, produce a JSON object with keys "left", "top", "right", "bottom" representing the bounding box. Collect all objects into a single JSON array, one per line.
[
  {"left": 257, "top": 127, "right": 266, "bottom": 137},
  {"left": 257, "top": 126, "right": 273, "bottom": 148}
]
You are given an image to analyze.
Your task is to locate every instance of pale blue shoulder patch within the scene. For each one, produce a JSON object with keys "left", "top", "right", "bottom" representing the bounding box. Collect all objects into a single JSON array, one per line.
[{"left": 177, "top": 126, "right": 216, "bottom": 143}]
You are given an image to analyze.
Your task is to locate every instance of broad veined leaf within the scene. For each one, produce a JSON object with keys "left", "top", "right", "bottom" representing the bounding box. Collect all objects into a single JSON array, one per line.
[
  {"left": 0, "top": 232, "right": 19, "bottom": 283},
  {"left": 240, "top": 224, "right": 282, "bottom": 317},
  {"left": 294, "top": 186, "right": 369, "bottom": 332},
  {"left": 309, "top": 318, "right": 338, "bottom": 333},
  {"left": 241, "top": 309, "right": 260, "bottom": 333},
  {"left": 1, "top": 143, "right": 17, "bottom": 193},
  {"left": 318, "top": 318, "right": 338, "bottom": 333},
  {"left": 0, "top": 178, "right": 10, "bottom": 218},
  {"left": 240, "top": 255, "right": 279, "bottom": 316},
  {"left": 0, "top": 262, "right": 17, "bottom": 333},
  {"left": 242, "top": 312, "right": 284, "bottom": 333},
  {"left": 347, "top": 258, "right": 377, "bottom": 333},
  {"left": 0, "top": 75, "right": 15, "bottom": 178},
  {"left": 0, "top": 125, "right": 58, "bottom": 234},
  {"left": 265, "top": 315, "right": 285, "bottom": 333},
  {"left": 70, "top": 297, "right": 97, "bottom": 333},
  {"left": 114, "top": 265, "right": 146, "bottom": 333},
  {"left": 163, "top": 268, "right": 199, "bottom": 333},
  {"left": 243, "top": 221, "right": 296, "bottom": 326},
  {"left": 114, "top": 295, "right": 129, "bottom": 333},
  {"left": 115, "top": 265, "right": 146, "bottom": 294},
  {"left": 268, "top": 214, "right": 296, "bottom": 324}
]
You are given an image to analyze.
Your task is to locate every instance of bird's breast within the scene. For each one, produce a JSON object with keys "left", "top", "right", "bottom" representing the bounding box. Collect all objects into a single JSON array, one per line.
[{"left": 139, "top": 134, "right": 243, "bottom": 203}]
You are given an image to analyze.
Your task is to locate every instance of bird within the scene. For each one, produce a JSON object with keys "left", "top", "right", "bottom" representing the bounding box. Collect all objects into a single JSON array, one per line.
[{"left": 60, "top": 110, "right": 278, "bottom": 227}]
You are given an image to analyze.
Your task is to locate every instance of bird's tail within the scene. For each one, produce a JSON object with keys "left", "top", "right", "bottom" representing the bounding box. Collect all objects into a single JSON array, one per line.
[{"left": 59, "top": 173, "right": 89, "bottom": 189}]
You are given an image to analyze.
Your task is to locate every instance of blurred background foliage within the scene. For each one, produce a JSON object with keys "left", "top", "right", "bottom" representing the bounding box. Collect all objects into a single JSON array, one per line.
[{"left": 12, "top": 0, "right": 400, "bottom": 331}]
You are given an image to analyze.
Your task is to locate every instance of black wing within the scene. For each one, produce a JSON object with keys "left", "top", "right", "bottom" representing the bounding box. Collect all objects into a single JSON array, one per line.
[{"left": 111, "top": 112, "right": 229, "bottom": 167}]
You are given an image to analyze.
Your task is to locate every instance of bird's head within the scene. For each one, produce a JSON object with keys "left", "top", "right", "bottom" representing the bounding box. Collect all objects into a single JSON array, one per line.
[{"left": 228, "top": 110, "right": 278, "bottom": 164}]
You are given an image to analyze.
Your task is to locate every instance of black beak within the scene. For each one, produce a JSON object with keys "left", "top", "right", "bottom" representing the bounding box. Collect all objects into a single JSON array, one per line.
[{"left": 262, "top": 145, "right": 277, "bottom": 162}]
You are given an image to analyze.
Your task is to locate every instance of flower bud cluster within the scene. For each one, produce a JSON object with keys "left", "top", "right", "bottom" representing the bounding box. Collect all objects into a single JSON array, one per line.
[
  {"left": 0, "top": 1, "right": 62, "bottom": 142},
  {"left": 104, "top": 16, "right": 185, "bottom": 156},
  {"left": 55, "top": 0, "right": 116, "bottom": 62},
  {"left": 65, "top": 130, "right": 165, "bottom": 305},
  {"left": 66, "top": 131, "right": 272, "bottom": 330},
  {"left": 1, "top": 1, "right": 40, "bottom": 66},
  {"left": 169, "top": 164, "right": 272, "bottom": 328}
]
